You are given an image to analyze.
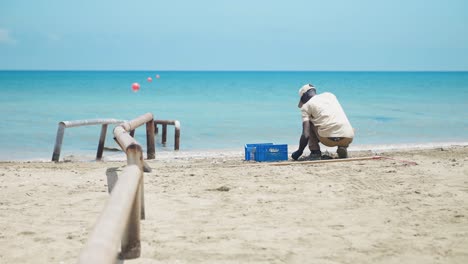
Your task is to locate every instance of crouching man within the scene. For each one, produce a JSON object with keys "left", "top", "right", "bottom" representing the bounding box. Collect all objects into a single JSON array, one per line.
[{"left": 292, "top": 84, "right": 354, "bottom": 160}]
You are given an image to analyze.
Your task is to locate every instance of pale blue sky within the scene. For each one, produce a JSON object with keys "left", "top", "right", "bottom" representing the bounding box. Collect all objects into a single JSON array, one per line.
[{"left": 1, "top": 0, "right": 467, "bottom": 70}]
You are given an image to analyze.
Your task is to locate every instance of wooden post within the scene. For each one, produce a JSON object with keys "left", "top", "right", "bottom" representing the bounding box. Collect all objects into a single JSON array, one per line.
[
  {"left": 119, "top": 177, "right": 142, "bottom": 259},
  {"left": 174, "top": 120, "right": 180, "bottom": 151},
  {"left": 139, "top": 174, "right": 146, "bottom": 220},
  {"left": 146, "top": 120, "right": 155, "bottom": 159},
  {"left": 96, "top": 124, "right": 108, "bottom": 161},
  {"left": 162, "top": 124, "right": 167, "bottom": 145},
  {"left": 120, "top": 144, "right": 143, "bottom": 259},
  {"left": 52, "top": 122, "right": 66, "bottom": 162},
  {"left": 126, "top": 143, "right": 145, "bottom": 220}
]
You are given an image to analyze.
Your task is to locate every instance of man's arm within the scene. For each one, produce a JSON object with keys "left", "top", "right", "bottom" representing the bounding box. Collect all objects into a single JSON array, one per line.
[{"left": 291, "top": 121, "right": 311, "bottom": 160}]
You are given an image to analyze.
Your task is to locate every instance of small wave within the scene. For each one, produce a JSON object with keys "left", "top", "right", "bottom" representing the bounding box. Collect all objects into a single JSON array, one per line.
[{"left": 373, "top": 116, "right": 395, "bottom": 122}]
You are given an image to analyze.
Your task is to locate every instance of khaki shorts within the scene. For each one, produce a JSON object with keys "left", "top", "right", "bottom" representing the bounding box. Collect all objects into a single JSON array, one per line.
[{"left": 318, "top": 136, "right": 353, "bottom": 148}]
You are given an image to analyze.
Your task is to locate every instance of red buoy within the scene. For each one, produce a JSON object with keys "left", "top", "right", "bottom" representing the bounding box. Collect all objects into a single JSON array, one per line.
[{"left": 132, "top": 82, "right": 140, "bottom": 92}]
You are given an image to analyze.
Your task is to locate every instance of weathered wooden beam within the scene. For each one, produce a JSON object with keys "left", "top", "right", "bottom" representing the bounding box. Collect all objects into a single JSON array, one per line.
[
  {"left": 120, "top": 144, "right": 143, "bottom": 258},
  {"left": 146, "top": 120, "right": 156, "bottom": 159},
  {"left": 77, "top": 165, "right": 142, "bottom": 264},
  {"left": 96, "top": 124, "right": 108, "bottom": 161},
  {"left": 61, "top": 119, "right": 125, "bottom": 128},
  {"left": 153, "top": 119, "right": 177, "bottom": 125},
  {"left": 78, "top": 114, "right": 154, "bottom": 263},
  {"left": 121, "top": 113, "right": 153, "bottom": 132},
  {"left": 114, "top": 125, "right": 147, "bottom": 220},
  {"left": 126, "top": 143, "right": 145, "bottom": 221},
  {"left": 114, "top": 126, "right": 138, "bottom": 152},
  {"left": 162, "top": 124, "right": 167, "bottom": 145},
  {"left": 174, "top": 120, "right": 180, "bottom": 151},
  {"left": 52, "top": 122, "right": 66, "bottom": 162}
]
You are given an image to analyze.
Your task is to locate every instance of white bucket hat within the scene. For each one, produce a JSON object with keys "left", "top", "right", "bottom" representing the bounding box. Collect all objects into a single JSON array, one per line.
[{"left": 298, "top": 84, "right": 316, "bottom": 108}]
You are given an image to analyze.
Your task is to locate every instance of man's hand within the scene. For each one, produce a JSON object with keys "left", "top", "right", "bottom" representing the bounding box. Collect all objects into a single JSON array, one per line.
[{"left": 291, "top": 150, "right": 303, "bottom": 160}]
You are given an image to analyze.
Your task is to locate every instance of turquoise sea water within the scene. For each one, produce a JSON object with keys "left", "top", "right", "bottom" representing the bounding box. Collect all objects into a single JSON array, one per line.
[{"left": 0, "top": 71, "right": 467, "bottom": 161}]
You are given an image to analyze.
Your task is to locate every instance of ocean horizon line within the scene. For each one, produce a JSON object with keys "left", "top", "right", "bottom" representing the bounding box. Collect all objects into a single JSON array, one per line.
[{"left": 1, "top": 69, "right": 468, "bottom": 73}]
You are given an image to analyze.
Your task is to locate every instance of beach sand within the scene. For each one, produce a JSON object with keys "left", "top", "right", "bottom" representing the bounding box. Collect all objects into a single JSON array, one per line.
[{"left": 1, "top": 146, "right": 467, "bottom": 263}]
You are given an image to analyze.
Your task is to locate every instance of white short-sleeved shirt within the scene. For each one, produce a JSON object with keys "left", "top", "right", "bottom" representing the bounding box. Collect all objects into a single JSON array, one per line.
[{"left": 300, "top": 92, "right": 354, "bottom": 138}]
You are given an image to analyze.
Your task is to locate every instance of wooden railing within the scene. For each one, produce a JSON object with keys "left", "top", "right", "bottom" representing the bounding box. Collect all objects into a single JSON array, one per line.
[
  {"left": 52, "top": 113, "right": 158, "bottom": 162},
  {"left": 52, "top": 119, "right": 126, "bottom": 161},
  {"left": 117, "top": 112, "right": 156, "bottom": 160},
  {"left": 77, "top": 113, "right": 155, "bottom": 263},
  {"left": 154, "top": 119, "right": 180, "bottom": 150}
]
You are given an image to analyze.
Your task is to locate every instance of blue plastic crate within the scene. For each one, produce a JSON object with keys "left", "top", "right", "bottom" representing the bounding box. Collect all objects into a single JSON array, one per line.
[
  {"left": 255, "top": 144, "right": 288, "bottom": 162},
  {"left": 244, "top": 143, "right": 273, "bottom": 161}
]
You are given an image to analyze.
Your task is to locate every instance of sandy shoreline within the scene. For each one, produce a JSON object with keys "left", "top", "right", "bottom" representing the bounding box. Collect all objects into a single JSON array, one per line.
[
  {"left": 1, "top": 146, "right": 467, "bottom": 263},
  {"left": 5, "top": 141, "right": 468, "bottom": 163}
]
